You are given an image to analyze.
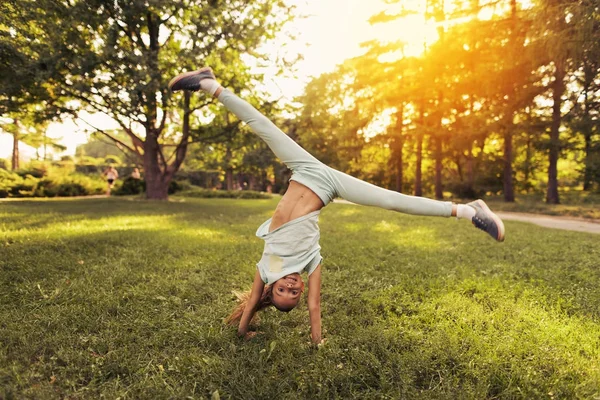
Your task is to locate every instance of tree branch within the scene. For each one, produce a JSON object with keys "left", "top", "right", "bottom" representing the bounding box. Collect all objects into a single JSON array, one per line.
[
  {"left": 167, "top": 91, "right": 191, "bottom": 175},
  {"left": 61, "top": 85, "right": 145, "bottom": 154},
  {"left": 76, "top": 117, "right": 139, "bottom": 157}
]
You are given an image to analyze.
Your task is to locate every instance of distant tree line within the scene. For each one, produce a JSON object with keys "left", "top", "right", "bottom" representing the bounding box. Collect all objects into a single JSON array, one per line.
[{"left": 294, "top": 0, "right": 600, "bottom": 203}]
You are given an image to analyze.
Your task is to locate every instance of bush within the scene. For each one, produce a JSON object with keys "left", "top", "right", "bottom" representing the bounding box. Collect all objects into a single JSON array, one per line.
[
  {"left": 75, "top": 164, "right": 101, "bottom": 174},
  {"left": 178, "top": 188, "right": 271, "bottom": 199},
  {"left": 56, "top": 182, "right": 88, "bottom": 197},
  {"left": 0, "top": 169, "right": 22, "bottom": 198},
  {"left": 115, "top": 177, "right": 145, "bottom": 195},
  {"left": 0, "top": 168, "right": 106, "bottom": 198},
  {"left": 15, "top": 165, "right": 46, "bottom": 179},
  {"left": 33, "top": 178, "right": 58, "bottom": 197},
  {"left": 0, "top": 170, "right": 38, "bottom": 197},
  {"left": 169, "top": 179, "right": 192, "bottom": 194}
]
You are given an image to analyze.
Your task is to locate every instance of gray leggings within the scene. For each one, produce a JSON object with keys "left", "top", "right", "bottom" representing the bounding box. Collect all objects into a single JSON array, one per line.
[{"left": 217, "top": 89, "right": 452, "bottom": 217}]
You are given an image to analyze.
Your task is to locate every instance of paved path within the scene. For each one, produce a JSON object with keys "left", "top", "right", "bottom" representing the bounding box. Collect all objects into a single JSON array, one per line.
[
  {"left": 333, "top": 199, "right": 600, "bottom": 235},
  {"left": 495, "top": 211, "right": 600, "bottom": 234}
]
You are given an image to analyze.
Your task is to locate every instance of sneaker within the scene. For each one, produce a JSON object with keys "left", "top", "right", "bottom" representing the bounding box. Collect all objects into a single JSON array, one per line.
[
  {"left": 168, "top": 67, "right": 216, "bottom": 92},
  {"left": 467, "top": 199, "right": 505, "bottom": 242}
]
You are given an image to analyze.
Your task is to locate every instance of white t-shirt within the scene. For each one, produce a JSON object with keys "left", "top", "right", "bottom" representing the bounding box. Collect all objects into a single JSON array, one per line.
[{"left": 255, "top": 210, "right": 322, "bottom": 284}]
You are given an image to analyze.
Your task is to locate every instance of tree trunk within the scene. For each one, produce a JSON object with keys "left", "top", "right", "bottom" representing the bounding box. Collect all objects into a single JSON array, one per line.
[
  {"left": 414, "top": 133, "right": 423, "bottom": 196},
  {"left": 414, "top": 108, "right": 424, "bottom": 197},
  {"left": 583, "top": 131, "right": 592, "bottom": 191},
  {"left": 143, "top": 12, "right": 171, "bottom": 200},
  {"left": 582, "top": 68, "right": 593, "bottom": 191},
  {"left": 145, "top": 175, "right": 169, "bottom": 199},
  {"left": 393, "top": 107, "right": 404, "bottom": 192},
  {"left": 503, "top": 126, "right": 515, "bottom": 202},
  {"left": 11, "top": 119, "right": 19, "bottom": 170},
  {"left": 434, "top": 136, "right": 443, "bottom": 200},
  {"left": 546, "top": 62, "right": 564, "bottom": 204},
  {"left": 395, "top": 139, "right": 404, "bottom": 193},
  {"left": 466, "top": 146, "right": 474, "bottom": 190},
  {"left": 503, "top": 0, "right": 517, "bottom": 202},
  {"left": 144, "top": 128, "right": 170, "bottom": 200},
  {"left": 225, "top": 146, "right": 234, "bottom": 190},
  {"left": 524, "top": 134, "right": 532, "bottom": 191},
  {"left": 434, "top": 1, "right": 445, "bottom": 200}
]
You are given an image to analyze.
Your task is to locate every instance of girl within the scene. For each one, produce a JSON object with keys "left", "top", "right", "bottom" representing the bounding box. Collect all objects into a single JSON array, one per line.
[
  {"left": 169, "top": 67, "right": 505, "bottom": 344},
  {"left": 102, "top": 166, "right": 119, "bottom": 196}
]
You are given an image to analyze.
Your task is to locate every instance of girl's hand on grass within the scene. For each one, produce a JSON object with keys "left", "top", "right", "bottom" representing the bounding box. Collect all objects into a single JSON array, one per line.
[
  {"left": 308, "top": 337, "right": 327, "bottom": 348},
  {"left": 244, "top": 331, "right": 262, "bottom": 341}
]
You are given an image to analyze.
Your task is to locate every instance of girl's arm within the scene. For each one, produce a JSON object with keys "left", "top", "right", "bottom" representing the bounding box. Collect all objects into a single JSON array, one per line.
[
  {"left": 307, "top": 264, "right": 322, "bottom": 344},
  {"left": 237, "top": 269, "right": 265, "bottom": 338}
]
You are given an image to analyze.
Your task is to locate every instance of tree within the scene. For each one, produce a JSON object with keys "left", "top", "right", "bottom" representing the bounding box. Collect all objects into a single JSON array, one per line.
[
  {"left": 0, "top": 108, "right": 66, "bottom": 168},
  {"left": 11, "top": 0, "right": 295, "bottom": 199},
  {"left": 1, "top": 0, "right": 73, "bottom": 167},
  {"left": 530, "top": 0, "right": 597, "bottom": 203},
  {"left": 295, "top": 68, "right": 370, "bottom": 177}
]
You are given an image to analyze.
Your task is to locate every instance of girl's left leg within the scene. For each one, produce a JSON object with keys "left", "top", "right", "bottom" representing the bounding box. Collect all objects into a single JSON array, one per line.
[
  {"left": 326, "top": 166, "right": 505, "bottom": 241},
  {"left": 327, "top": 167, "right": 452, "bottom": 217}
]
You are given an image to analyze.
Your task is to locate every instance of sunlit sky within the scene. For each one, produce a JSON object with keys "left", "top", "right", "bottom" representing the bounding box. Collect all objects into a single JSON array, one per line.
[{"left": 1, "top": 0, "right": 506, "bottom": 159}]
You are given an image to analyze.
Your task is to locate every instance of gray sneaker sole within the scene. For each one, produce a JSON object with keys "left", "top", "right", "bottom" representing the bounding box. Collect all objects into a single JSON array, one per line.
[
  {"left": 474, "top": 199, "right": 505, "bottom": 242},
  {"left": 168, "top": 67, "right": 214, "bottom": 91}
]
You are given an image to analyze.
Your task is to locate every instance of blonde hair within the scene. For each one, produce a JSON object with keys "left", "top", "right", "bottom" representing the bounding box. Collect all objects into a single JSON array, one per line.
[{"left": 224, "top": 285, "right": 274, "bottom": 326}]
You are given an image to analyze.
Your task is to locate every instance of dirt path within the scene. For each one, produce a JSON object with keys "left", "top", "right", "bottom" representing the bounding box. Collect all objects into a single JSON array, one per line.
[
  {"left": 495, "top": 211, "right": 600, "bottom": 234},
  {"left": 332, "top": 199, "right": 600, "bottom": 235}
]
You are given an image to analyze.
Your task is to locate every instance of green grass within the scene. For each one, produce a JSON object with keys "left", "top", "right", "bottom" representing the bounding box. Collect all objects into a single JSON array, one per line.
[{"left": 1, "top": 197, "right": 599, "bottom": 399}]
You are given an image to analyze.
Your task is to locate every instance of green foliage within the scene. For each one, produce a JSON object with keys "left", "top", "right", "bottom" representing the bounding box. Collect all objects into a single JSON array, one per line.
[
  {"left": 168, "top": 179, "right": 192, "bottom": 195},
  {"left": 173, "top": 169, "right": 221, "bottom": 188},
  {"left": 0, "top": 169, "right": 37, "bottom": 197},
  {"left": 113, "top": 177, "right": 190, "bottom": 196},
  {"left": 292, "top": 0, "right": 600, "bottom": 201},
  {"left": 114, "top": 177, "right": 145, "bottom": 196},
  {"left": 0, "top": 198, "right": 599, "bottom": 398},
  {"left": 75, "top": 133, "right": 125, "bottom": 159},
  {"left": 0, "top": 167, "right": 105, "bottom": 198},
  {"left": 15, "top": 164, "right": 47, "bottom": 179}
]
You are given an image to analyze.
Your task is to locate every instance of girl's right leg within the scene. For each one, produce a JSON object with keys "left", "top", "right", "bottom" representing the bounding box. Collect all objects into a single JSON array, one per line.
[
  {"left": 168, "top": 66, "right": 320, "bottom": 171},
  {"left": 215, "top": 88, "right": 322, "bottom": 170}
]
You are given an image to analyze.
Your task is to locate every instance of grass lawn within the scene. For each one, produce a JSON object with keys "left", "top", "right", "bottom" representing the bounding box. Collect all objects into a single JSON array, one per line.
[{"left": 1, "top": 197, "right": 599, "bottom": 399}]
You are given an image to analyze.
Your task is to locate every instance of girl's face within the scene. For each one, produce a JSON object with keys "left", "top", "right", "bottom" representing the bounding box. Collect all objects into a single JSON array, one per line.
[{"left": 271, "top": 273, "right": 305, "bottom": 311}]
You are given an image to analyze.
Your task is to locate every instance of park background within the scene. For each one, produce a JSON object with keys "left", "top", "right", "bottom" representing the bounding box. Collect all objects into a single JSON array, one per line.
[{"left": 1, "top": 0, "right": 600, "bottom": 398}]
